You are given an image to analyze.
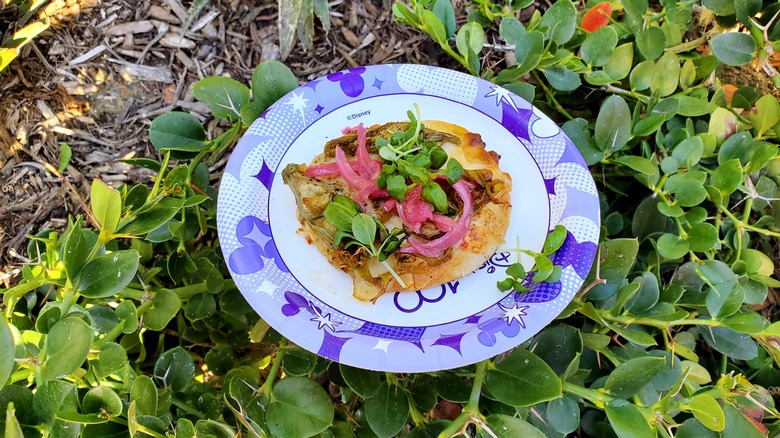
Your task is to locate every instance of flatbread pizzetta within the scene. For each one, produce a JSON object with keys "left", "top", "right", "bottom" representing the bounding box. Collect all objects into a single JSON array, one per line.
[{"left": 282, "top": 106, "right": 512, "bottom": 302}]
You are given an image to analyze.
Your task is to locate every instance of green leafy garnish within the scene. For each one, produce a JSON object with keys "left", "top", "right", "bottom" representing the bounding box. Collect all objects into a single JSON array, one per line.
[
  {"left": 497, "top": 225, "right": 568, "bottom": 292},
  {"left": 322, "top": 199, "right": 408, "bottom": 287},
  {"left": 374, "top": 103, "right": 464, "bottom": 212}
]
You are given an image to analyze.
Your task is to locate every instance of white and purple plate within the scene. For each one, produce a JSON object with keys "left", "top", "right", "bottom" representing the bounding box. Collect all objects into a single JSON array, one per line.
[{"left": 217, "top": 64, "right": 599, "bottom": 372}]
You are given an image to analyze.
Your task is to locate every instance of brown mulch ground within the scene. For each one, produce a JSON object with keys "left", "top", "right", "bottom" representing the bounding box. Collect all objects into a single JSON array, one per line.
[{"left": 0, "top": 0, "right": 483, "bottom": 286}]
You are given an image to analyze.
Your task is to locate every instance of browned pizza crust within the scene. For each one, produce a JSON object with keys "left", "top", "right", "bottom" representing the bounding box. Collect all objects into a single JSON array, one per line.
[{"left": 283, "top": 120, "right": 512, "bottom": 301}]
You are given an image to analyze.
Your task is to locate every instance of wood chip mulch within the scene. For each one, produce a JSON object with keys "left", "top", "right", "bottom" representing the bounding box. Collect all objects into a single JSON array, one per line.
[{"left": 0, "top": 0, "right": 476, "bottom": 286}]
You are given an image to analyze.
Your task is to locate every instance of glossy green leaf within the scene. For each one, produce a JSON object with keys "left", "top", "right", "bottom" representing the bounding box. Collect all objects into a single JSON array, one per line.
[
  {"left": 78, "top": 250, "right": 139, "bottom": 298},
  {"left": 499, "top": 17, "right": 526, "bottom": 46},
  {"left": 604, "top": 43, "right": 634, "bottom": 81},
  {"left": 720, "top": 311, "right": 765, "bottom": 334},
  {"left": 486, "top": 349, "right": 561, "bottom": 406},
  {"left": 686, "top": 222, "right": 719, "bottom": 252},
  {"left": 484, "top": 414, "right": 546, "bottom": 437},
  {"left": 91, "top": 179, "right": 122, "bottom": 237},
  {"left": 674, "top": 95, "right": 717, "bottom": 117},
  {"left": 119, "top": 198, "right": 185, "bottom": 236},
  {"left": 539, "top": 0, "right": 576, "bottom": 44},
  {"left": 42, "top": 317, "right": 93, "bottom": 380},
  {"left": 456, "top": 22, "right": 483, "bottom": 60},
  {"left": 671, "top": 136, "right": 703, "bottom": 169},
  {"left": 513, "top": 31, "right": 544, "bottom": 77},
  {"left": 432, "top": 0, "right": 456, "bottom": 38},
  {"left": 700, "top": 326, "right": 759, "bottom": 360},
  {"left": 542, "top": 66, "right": 581, "bottom": 92},
  {"left": 630, "top": 60, "right": 655, "bottom": 91},
  {"left": 193, "top": 77, "right": 250, "bottom": 121},
  {"left": 672, "top": 180, "right": 708, "bottom": 207},
  {"left": 657, "top": 233, "right": 688, "bottom": 259},
  {"left": 709, "top": 159, "right": 742, "bottom": 196},
  {"left": 625, "top": 272, "right": 660, "bottom": 313},
  {"left": 605, "top": 356, "right": 666, "bottom": 399},
  {"left": 281, "top": 347, "right": 317, "bottom": 376},
  {"left": 421, "top": 10, "right": 448, "bottom": 45},
  {"left": 194, "top": 420, "right": 236, "bottom": 438},
  {"left": 82, "top": 386, "right": 122, "bottom": 417},
  {"left": 90, "top": 342, "right": 127, "bottom": 381},
  {"left": 702, "top": 0, "right": 735, "bottom": 15},
  {"left": 364, "top": 383, "right": 409, "bottom": 438},
  {"left": 267, "top": 376, "right": 334, "bottom": 437},
  {"left": 719, "top": 132, "right": 753, "bottom": 165},
  {"left": 339, "top": 364, "right": 380, "bottom": 398},
  {"left": 632, "top": 114, "right": 666, "bottom": 137},
  {"left": 0, "top": 317, "right": 14, "bottom": 387},
  {"left": 581, "top": 26, "right": 618, "bottom": 66},
  {"left": 546, "top": 396, "right": 580, "bottom": 434},
  {"left": 594, "top": 95, "right": 632, "bottom": 153},
  {"left": 532, "top": 325, "right": 583, "bottom": 375},
  {"left": 154, "top": 347, "right": 196, "bottom": 392},
  {"left": 683, "top": 394, "right": 725, "bottom": 431},
  {"left": 116, "top": 300, "right": 139, "bottom": 333},
  {"left": 710, "top": 32, "right": 756, "bottom": 66},
  {"left": 695, "top": 260, "right": 741, "bottom": 317},
  {"left": 58, "top": 143, "right": 72, "bottom": 173},
  {"left": 143, "top": 289, "right": 182, "bottom": 331},
  {"left": 598, "top": 238, "right": 640, "bottom": 282},
  {"left": 636, "top": 27, "right": 665, "bottom": 60},
  {"left": 605, "top": 399, "right": 655, "bottom": 438},
  {"left": 130, "top": 375, "right": 158, "bottom": 417},
  {"left": 204, "top": 347, "right": 236, "bottom": 376},
  {"left": 614, "top": 156, "right": 657, "bottom": 176},
  {"left": 148, "top": 112, "right": 208, "bottom": 152},
  {"left": 32, "top": 380, "right": 79, "bottom": 424},
  {"left": 433, "top": 373, "right": 471, "bottom": 403},
  {"left": 5, "top": 402, "right": 24, "bottom": 438},
  {"left": 63, "top": 226, "right": 98, "bottom": 281},
  {"left": 750, "top": 94, "right": 780, "bottom": 138},
  {"left": 184, "top": 293, "right": 216, "bottom": 321},
  {"left": 651, "top": 52, "right": 681, "bottom": 97}
]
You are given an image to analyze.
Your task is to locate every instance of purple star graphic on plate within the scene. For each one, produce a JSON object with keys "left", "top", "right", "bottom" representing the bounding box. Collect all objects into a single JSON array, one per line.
[
  {"left": 544, "top": 177, "right": 556, "bottom": 195},
  {"left": 501, "top": 101, "right": 534, "bottom": 141},
  {"left": 314, "top": 104, "right": 325, "bottom": 114},
  {"left": 372, "top": 78, "right": 385, "bottom": 90},
  {"left": 433, "top": 332, "right": 466, "bottom": 355},
  {"left": 327, "top": 67, "right": 366, "bottom": 98},
  {"left": 254, "top": 160, "right": 275, "bottom": 191},
  {"left": 465, "top": 314, "right": 482, "bottom": 324}
]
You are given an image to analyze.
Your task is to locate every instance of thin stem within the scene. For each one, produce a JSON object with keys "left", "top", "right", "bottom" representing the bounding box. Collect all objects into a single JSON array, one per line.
[
  {"left": 532, "top": 71, "right": 574, "bottom": 121},
  {"left": 437, "top": 360, "right": 489, "bottom": 438},
  {"left": 563, "top": 382, "right": 614, "bottom": 407},
  {"left": 260, "top": 339, "right": 289, "bottom": 396},
  {"left": 464, "top": 360, "right": 488, "bottom": 413},
  {"left": 149, "top": 151, "right": 171, "bottom": 200},
  {"left": 93, "top": 322, "right": 126, "bottom": 348}
]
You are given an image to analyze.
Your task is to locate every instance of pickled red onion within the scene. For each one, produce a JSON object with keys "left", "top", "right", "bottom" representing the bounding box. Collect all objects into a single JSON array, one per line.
[{"left": 399, "top": 180, "right": 474, "bottom": 257}]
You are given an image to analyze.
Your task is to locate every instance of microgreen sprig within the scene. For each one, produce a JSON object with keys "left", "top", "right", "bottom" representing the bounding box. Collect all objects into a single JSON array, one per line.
[
  {"left": 374, "top": 104, "right": 465, "bottom": 213},
  {"left": 497, "top": 225, "right": 568, "bottom": 292},
  {"left": 324, "top": 195, "right": 408, "bottom": 287}
]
